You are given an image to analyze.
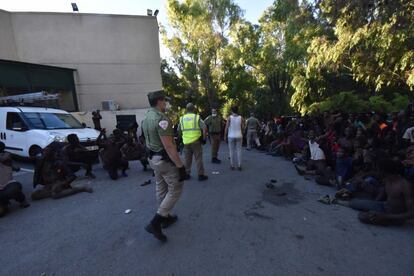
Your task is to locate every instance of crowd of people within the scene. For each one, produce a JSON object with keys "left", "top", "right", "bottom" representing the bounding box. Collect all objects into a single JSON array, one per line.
[
  {"left": 0, "top": 119, "right": 150, "bottom": 217},
  {"left": 255, "top": 108, "right": 414, "bottom": 226},
  {"left": 2, "top": 98, "right": 414, "bottom": 230}
]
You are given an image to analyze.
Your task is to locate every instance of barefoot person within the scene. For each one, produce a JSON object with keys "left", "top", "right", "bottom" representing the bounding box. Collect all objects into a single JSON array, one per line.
[
  {"left": 224, "top": 106, "right": 245, "bottom": 171},
  {"left": 354, "top": 159, "right": 414, "bottom": 226},
  {"left": 142, "top": 90, "right": 187, "bottom": 242}
]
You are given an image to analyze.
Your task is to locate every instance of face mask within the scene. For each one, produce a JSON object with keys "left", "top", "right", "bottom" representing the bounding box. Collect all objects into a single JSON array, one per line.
[
  {"left": 212, "top": 113, "right": 217, "bottom": 116},
  {"left": 165, "top": 102, "right": 171, "bottom": 111}
]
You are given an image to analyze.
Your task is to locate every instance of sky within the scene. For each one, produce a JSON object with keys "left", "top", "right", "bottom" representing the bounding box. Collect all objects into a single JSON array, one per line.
[{"left": 0, "top": 0, "right": 274, "bottom": 57}]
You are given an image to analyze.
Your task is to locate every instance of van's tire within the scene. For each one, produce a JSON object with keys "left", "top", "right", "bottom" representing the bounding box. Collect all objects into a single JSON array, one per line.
[{"left": 29, "top": 145, "right": 42, "bottom": 158}]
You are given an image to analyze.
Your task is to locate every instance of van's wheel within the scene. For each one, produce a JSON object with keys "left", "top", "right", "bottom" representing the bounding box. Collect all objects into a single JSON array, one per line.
[{"left": 29, "top": 146, "right": 42, "bottom": 158}]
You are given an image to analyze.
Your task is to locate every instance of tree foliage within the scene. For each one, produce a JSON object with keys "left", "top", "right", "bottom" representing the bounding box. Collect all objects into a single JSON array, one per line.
[{"left": 161, "top": 0, "right": 414, "bottom": 118}]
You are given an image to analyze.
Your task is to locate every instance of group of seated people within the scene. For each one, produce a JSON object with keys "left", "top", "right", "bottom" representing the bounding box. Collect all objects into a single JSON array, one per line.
[
  {"left": 259, "top": 109, "right": 414, "bottom": 226},
  {"left": 0, "top": 124, "right": 149, "bottom": 218}
]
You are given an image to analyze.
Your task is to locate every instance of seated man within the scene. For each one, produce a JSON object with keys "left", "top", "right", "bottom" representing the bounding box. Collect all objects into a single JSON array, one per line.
[
  {"left": 315, "top": 147, "right": 353, "bottom": 188},
  {"left": 97, "top": 129, "right": 129, "bottom": 180},
  {"left": 62, "top": 134, "right": 96, "bottom": 178},
  {"left": 121, "top": 137, "right": 149, "bottom": 171},
  {"left": 0, "top": 142, "right": 30, "bottom": 217},
  {"left": 295, "top": 130, "right": 326, "bottom": 175},
  {"left": 326, "top": 159, "right": 414, "bottom": 226},
  {"left": 32, "top": 142, "right": 93, "bottom": 200}
]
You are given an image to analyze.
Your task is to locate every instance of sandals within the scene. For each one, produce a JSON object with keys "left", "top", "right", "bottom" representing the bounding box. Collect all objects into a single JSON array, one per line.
[
  {"left": 317, "top": 195, "right": 337, "bottom": 205},
  {"left": 335, "top": 188, "right": 352, "bottom": 200}
]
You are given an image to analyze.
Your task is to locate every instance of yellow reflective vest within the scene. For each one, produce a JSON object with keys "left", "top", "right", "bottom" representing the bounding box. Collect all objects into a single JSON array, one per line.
[{"left": 180, "top": 113, "right": 202, "bottom": 145}]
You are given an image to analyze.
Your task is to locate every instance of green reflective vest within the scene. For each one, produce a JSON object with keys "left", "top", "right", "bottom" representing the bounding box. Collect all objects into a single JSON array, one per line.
[{"left": 180, "top": 113, "right": 202, "bottom": 145}]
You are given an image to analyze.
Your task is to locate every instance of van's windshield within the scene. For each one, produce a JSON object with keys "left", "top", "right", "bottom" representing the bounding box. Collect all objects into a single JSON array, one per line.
[{"left": 23, "top": 112, "right": 83, "bottom": 130}]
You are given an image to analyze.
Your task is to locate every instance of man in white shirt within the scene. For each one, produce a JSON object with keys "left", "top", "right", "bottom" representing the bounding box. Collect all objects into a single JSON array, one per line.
[{"left": 295, "top": 131, "right": 327, "bottom": 175}]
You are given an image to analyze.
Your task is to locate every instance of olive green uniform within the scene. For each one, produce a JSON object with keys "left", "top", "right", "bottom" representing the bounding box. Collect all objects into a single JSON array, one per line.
[
  {"left": 204, "top": 115, "right": 222, "bottom": 159},
  {"left": 246, "top": 116, "right": 261, "bottom": 150},
  {"left": 142, "top": 108, "right": 183, "bottom": 217}
]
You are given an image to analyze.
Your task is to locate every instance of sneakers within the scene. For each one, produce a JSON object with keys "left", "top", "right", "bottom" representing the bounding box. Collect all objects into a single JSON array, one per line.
[
  {"left": 198, "top": 175, "right": 208, "bottom": 181},
  {"left": 161, "top": 214, "right": 178, "bottom": 229},
  {"left": 212, "top": 158, "right": 222, "bottom": 164},
  {"left": 145, "top": 214, "right": 167, "bottom": 242}
]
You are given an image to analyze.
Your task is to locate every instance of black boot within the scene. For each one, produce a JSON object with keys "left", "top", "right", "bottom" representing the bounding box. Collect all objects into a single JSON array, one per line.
[
  {"left": 212, "top": 158, "right": 221, "bottom": 164},
  {"left": 145, "top": 214, "right": 167, "bottom": 242},
  {"left": 198, "top": 175, "right": 208, "bottom": 181},
  {"left": 161, "top": 214, "right": 178, "bottom": 228}
]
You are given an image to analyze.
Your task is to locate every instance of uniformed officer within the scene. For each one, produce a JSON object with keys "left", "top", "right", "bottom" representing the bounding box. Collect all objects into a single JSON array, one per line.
[
  {"left": 246, "top": 112, "right": 261, "bottom": 150},
  {"left": 204, "top": 108, "right": 222, "bottom": 163},
  {"left": 179, "top": 103, "right": 208, "bottom": 181},
  {"left": 141, "top": 90, "right": 187, "bottom": 242}
]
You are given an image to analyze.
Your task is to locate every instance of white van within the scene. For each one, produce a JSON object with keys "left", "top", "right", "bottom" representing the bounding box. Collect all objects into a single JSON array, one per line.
[{"left": 0, "top": 106, "right": 100, "bottom": 157}]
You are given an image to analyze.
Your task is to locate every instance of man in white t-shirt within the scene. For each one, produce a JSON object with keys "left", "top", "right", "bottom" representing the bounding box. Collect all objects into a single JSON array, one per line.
[{"left": 295, "top": 130, "right": 327, "bottom": 175}]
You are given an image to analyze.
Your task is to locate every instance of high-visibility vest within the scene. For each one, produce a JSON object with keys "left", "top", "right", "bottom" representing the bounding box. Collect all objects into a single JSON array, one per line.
[{"left": 180, "top": 113, "right": 202, "bottom": 145}]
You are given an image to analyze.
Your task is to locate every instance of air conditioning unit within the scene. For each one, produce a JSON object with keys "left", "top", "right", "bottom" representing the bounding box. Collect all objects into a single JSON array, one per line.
[{"left": 101, "top": 100, "right": 118, "bottom": 111}]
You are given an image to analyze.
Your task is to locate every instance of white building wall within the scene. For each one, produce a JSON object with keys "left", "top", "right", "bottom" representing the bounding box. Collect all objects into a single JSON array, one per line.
[
  {"left": 1, "top": 10, "right": 162, "bottom": 112},
  {"left": 0, "top": 10, "right": 18, "bottom": 60}
]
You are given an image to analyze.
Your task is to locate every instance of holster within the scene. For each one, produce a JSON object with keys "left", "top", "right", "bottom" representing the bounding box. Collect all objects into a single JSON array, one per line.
[{"left": 148, "top": 149, "right": 173, "bottom": 164}]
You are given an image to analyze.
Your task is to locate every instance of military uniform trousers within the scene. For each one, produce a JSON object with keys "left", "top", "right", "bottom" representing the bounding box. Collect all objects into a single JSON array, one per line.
[
  {"left": 210, "top": 133, "right": 221, "bottom": 159},
  {"left": 247, "top": 130, "right": 261, "bottom": 149},
  {"left": 149, "top": 155, "right": 184, "bottom": 217},
  {"left": 183, "top": 140, "right": 205, "bottom": 176}
]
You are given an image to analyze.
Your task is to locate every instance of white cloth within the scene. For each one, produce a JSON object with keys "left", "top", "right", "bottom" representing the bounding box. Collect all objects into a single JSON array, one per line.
[
  {"left": 309, "top": 141, "right": 325, "bottom": 161},
  {"left": 229, "top": 138, "right": 242, "bottom": 167},
  {"left": 403, "top": 127, "right": 414, "bottom": 143},
  {"left": 228, "top": 115, "right": 242, "bottom": 139}
]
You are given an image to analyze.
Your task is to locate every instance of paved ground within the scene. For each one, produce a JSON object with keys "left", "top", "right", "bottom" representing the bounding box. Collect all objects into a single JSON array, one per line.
[{"left": 1, "top": 144, "right": 414, "bottom": 276}]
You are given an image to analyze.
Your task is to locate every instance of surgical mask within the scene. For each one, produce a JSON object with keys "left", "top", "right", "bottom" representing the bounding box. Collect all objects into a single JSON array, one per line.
[
  {"left": 166, "top": 102, "right": 171, "bottom": 111},
  {"left": 212, "top": 113, "right": 217, "bottom": 116}
]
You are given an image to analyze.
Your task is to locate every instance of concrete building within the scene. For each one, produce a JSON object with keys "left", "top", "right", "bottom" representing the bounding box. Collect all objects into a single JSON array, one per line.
[{"left": 0, "top": 9, "right": 162, "bottom": 130}]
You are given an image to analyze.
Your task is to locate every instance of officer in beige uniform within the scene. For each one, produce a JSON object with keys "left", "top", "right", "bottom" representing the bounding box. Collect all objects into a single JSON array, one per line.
[
  {"left": 141, "top": 91, "right": 187, "bottom": 242},
  {"left": 179, "top": 103, "right": 208, "bottom": 181}
]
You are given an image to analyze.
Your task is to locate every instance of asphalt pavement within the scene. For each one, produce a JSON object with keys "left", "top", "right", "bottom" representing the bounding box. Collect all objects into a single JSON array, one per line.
[{"left": 1, "top": 144, "right": 413, "bottom": 276}]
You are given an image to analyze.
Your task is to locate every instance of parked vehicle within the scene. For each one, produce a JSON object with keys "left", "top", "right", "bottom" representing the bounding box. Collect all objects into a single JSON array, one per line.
[{"left": 0, "top": 107, "right": 100, "bottom": 157}]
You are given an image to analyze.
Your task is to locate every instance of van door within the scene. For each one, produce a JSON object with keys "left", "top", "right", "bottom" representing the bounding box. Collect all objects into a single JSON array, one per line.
[{"left": 4, "top": 112, "right": 28, "bottom": 155}]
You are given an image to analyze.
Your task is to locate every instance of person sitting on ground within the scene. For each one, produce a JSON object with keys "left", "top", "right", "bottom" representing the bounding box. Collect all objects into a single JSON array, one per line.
[
  {"left": 121, "top": 137, "right": 150, "bottom": 171},
  {"left": 295, "top": 130, "right": 327, "bottom": 176},
  {"left": 0, "top": 142, "right": 30, "bottom": 217},
  {"left": 323, "top": 159, "right": 414, "bottom": 226},
  {"left": 315, "top": 147, "right": 353, "bottom": 188},
  {"left": 32, "top": 142, "right": 93, "bottom": 200},
  {"left": 62, "top": 134, "right": 96, "bottom": 179},
  {"left": 97, "top": 129, "right": 129, "bottom": 180},
  {"left": 338, "top": 127, "right": 355, "bottom": 153}
]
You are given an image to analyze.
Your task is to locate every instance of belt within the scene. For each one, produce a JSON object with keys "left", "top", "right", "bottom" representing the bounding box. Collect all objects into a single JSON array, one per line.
[{"left": 148, "top": 149, "right": 172, "bottom": 163}]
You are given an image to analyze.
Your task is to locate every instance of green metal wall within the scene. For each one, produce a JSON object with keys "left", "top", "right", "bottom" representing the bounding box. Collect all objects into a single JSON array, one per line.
[{"left": 0, "top": 59, "right": 78, "bottom": 110}]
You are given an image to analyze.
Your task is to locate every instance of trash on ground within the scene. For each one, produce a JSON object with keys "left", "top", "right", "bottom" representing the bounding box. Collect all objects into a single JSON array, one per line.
[
  {"left": 270, "top": 179, "right": 277, "bottom": 183},
  {"left": 212, "top": 171, "right": 220, "bottom": 175},
  {"left": 124, "top": 209, "right": 132, "bottom": 214},
  {"left": 140, "top": 180, "right": 152, "bottom": 186}
]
